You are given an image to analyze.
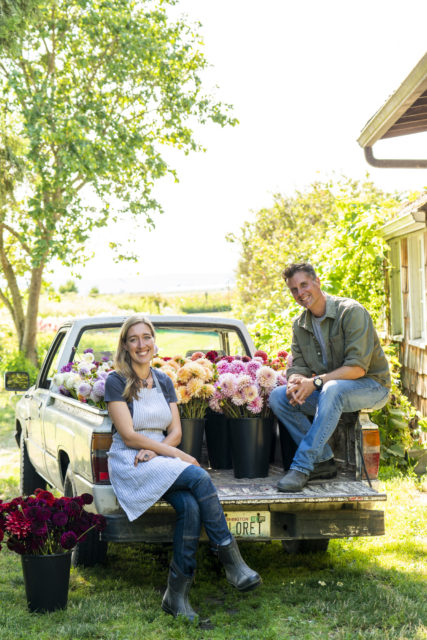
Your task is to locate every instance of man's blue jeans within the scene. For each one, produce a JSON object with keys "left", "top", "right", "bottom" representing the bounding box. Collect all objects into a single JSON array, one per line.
[
  {"left": 163, "top": 465, "right": 232, "bottom": 576},
  {"left": 269, "top": 378, "right": 389, "bottom": 475}
]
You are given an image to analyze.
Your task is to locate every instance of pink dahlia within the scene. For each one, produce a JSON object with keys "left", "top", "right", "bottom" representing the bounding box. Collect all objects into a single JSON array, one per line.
[
  {"left": 246, "top": 359, "right": 262, "bottom": 379},
  {"left": 230, "top": 360, "right": 246, "bottom": 375},
  {"left": 217, "top": 373, "right": 236, "bottom": 397},
  {"left": 191, "top": 351, "right": 205, "bottom": 361},
  {"left": 209, "top": 392, "right": 223, "bottom": 413},
  {"left": 231, "top": 392, "right": 245, "bottom": 406},
  {"left": 247, "top": 396, "right": 263, "bottom": 414},
  {"left": 277, "top": 350, "right": 288, "bottom": 358},
  {"left": 216, "top": 360, "right": 231, "bottom": 374},
  {"left": 242, "top": 384, "right": 259, "bottom": 402},
  {"left": 277, "top": 373, "right": 287, "bottom": 386},
  {"left": 256, "top": 366, "right": 277, "bottom": 390},
  {"left": 236, "top": 374, "right": 253, "bottom": 391}
]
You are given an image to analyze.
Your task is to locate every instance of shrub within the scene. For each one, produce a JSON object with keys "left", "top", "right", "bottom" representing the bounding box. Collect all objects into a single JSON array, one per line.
[
  {"left": 370, "top": 345, "right": 426, "bottom": 469},
  {"left": 58, "top": 279, "right": 78, "bottom": 294}
]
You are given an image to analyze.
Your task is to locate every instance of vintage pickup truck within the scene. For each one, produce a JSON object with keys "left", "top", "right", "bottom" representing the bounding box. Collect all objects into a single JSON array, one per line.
[{"left": 6, "top": 315, "right": 385, "bottom": 566}]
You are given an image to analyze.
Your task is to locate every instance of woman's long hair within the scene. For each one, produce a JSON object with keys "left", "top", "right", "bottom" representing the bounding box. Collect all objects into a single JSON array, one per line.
[{"left": 114, "top": 314, "right": 156, "bottom": 402}]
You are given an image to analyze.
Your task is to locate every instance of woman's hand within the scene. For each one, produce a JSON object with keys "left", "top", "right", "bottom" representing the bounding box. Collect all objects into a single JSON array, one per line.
[
  {"left": 174, "top": 450, "right": 200, "bottom": 466},
  {"left": 134, "top": 449, "right": 158, "bottom": 466}
]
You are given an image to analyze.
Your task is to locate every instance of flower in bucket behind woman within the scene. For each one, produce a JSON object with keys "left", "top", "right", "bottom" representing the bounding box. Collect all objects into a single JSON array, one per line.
[
  {"left": 208, "top": 353, "right": 288, "bottom": 418},
  {"left": 153, "top": 353, "right": 216, "bottom": 419}
]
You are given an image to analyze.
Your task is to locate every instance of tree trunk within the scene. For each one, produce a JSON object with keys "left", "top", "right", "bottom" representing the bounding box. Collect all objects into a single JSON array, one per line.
[
  {"left": 22, "top": 264, "right": 44, "bottom": 365},
  {"left": 0, "top": 224, "right": 26, "bottom": 347}
]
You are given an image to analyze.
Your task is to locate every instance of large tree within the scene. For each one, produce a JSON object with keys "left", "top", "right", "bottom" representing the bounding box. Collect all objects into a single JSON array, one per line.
[
  {"left": 0, "top": 0, "right": 235, "bottom": 363},
  {"left": 229, "top": 177, "right": 401, "bottom": 349}
]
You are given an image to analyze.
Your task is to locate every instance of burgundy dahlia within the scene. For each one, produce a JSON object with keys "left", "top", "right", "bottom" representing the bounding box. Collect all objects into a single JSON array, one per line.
[{"left": 60, "top": 531, "right": 78, "bottom": 550}]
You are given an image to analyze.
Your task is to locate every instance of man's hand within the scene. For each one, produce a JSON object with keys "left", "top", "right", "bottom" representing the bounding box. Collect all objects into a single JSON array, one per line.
[
  {"left": 287, "top": 376, "right": 315, "bottom": 406},
  {"left": 134, "top": 449, "right": 158, "bottom": 466}
]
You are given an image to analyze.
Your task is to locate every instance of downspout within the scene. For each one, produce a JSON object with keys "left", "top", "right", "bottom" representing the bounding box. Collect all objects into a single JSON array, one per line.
[{"left": 364, "top": 146, "right": 427, "bottom": 168}]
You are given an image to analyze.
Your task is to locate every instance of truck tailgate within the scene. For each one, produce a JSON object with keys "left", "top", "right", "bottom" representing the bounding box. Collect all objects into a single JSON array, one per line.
[{"left": 210, "top": 464, "right": 386, "bottom": 505}]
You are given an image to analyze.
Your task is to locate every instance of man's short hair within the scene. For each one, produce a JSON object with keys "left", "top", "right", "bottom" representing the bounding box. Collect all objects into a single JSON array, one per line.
[{"left": 282, "top": 262, "right": 317, "bottom": 282}]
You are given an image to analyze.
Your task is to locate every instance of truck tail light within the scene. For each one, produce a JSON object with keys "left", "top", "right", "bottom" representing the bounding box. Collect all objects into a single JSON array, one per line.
[
  {"left": 362, "top": 427, "right": 380, "bottom": 480},
  {"left": 91, "top": 433, "right": 112, "bottom": 484}
]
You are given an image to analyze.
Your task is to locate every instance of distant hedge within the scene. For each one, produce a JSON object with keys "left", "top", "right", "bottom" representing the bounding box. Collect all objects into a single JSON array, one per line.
[{"left": 180, "top": 303, "right": 232, "bottom": 314}]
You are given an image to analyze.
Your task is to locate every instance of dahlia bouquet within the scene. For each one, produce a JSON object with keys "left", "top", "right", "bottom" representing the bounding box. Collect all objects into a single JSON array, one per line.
[
  {"left": 152, "top": 353, "right": 216, "bottom": 419},
  {"left": 53, "top": 349, "right": 114, "bottom": 410},
  {"left": 207, "top": 350, "right": 288, "bottom": 419},
  {"left": 0, "top": 489, "right": 106, "bottom": 555}
]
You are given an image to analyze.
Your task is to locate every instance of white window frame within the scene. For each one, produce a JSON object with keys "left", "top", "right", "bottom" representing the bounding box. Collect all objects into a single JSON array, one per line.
[
  {"left": 389, "top": 239, "right": 403, "bottom": 337},
  {"left": 407, "top": 232, "right": 425, "bottom": 342}
]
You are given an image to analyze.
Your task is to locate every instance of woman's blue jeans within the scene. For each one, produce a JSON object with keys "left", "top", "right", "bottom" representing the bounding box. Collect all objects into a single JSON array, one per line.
[
  {"left": 269, "top": 378, "right": 389, "bottom": 476},
  {"left": 163, "top": 465, "right": 232, "bottom": 576}
]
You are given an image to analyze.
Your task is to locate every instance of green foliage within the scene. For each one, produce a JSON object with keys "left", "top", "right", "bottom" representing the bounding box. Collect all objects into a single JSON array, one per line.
[
  {"left": 371, "top": 345, "right": 425, "bottom": 469},
  {"left": 89, "top": 286, "right": 99, "bottom": 297},
  {"left": 0, "top": 0, "right": 236, "bottom": 359},
  {"left": 230, "top": 176, "right": 401, "bottom": 348},
  {"left": 58, "top": 279, "right": 78, "bottom": 294}
]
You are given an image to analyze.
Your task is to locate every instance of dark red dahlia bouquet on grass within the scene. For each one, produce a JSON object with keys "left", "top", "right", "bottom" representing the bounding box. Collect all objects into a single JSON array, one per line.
[{"left": 0, "top": 489, "right": 106, "bottom": 555}]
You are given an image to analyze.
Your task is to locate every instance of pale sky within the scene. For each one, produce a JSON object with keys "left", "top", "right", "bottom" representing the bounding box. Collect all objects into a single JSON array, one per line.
[{"left": 51, "top": 0, "right": 427, "bottom": 294}]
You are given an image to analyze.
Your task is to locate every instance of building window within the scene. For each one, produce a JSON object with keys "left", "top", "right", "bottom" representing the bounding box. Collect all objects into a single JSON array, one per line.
[
  {"left": 389, "top": 240, "right": 403, "bottom": 335},
  {"left": 407, "top": 232, "right": 425, "bottom": 341}
]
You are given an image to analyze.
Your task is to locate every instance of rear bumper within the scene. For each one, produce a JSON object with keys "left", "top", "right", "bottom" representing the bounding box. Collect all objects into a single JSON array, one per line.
[
  {"left": 101, "top": 505, "right": 385, "bottom": 543},
  {"left": 72, "top": 467, "right": 386, "bottom": 543}
]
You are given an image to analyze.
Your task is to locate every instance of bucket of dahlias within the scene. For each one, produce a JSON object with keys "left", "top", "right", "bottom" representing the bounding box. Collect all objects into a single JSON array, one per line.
[
  {"left": 152, "top": 353, "right": 216, "bottom": 462},
  {"left": 0, "top": 489, "right": 106, "bottom": 612},
  {"left": 208, "top": 351, "right": 288, "bottom": 478}
]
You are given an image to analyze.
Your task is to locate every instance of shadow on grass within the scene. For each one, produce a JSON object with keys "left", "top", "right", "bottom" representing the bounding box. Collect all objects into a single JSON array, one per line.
[
  {"left": 74, "top": 539, "right": 427, "bottom": 635},
  {"left": 0, "top": 536, "right": 425, "bottom": 640}
]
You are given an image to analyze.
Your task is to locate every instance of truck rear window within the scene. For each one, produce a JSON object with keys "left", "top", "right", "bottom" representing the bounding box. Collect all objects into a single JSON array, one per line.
[{"left": 74, "top": 324, "right": 249, "bottom": 361}]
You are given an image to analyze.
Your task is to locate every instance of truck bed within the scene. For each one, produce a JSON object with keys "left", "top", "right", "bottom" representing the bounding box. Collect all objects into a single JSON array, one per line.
[{"left": 210, "top": 464, "right": 386, "bottom": 505}]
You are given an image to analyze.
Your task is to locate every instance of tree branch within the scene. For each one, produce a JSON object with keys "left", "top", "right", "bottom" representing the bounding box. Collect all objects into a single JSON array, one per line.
[
  {"left": 0, "top": 222, "right": 32, "bottom": 255},
  {"left": 0, "top": 288, "right": 15, "bottom": 319}
]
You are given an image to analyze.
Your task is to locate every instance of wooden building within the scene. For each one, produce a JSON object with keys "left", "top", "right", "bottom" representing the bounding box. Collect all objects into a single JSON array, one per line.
[{"left": 358, "top": 54, "right": 427, "bottom": 413}]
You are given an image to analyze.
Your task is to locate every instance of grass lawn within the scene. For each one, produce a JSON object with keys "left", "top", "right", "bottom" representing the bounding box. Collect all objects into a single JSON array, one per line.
[{"left": 0, "top": 392, "right": 426, "bottom": 640}]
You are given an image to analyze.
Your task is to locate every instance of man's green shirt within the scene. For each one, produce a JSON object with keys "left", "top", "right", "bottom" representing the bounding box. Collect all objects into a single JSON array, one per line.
[{"left": 286, "top": 294, "right": 391, "bottom": 389}]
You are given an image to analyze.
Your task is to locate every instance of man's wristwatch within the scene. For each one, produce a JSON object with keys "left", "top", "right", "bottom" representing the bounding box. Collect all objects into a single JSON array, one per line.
[{"left": 313, "top": 375, "right": 324, "bottom": 390}]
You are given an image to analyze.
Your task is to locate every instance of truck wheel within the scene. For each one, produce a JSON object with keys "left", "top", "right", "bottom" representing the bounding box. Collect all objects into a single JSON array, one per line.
[
  {"left": 63, "top": 466, "right": 108, "bottom": 567},
  {"left": 20, "top": 433, "right": 47, "bottom": 495},
  {"left": 282, "top": 539, "right": 329, "bottom": 554}
]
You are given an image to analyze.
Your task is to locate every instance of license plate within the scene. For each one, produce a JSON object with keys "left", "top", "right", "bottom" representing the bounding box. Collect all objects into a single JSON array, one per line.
[{"left": 224, "top": 511, "right": 270, "bottom": 537}]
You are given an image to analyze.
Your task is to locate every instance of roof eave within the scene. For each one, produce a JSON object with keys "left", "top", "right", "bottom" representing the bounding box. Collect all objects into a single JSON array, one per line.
[{"left": 358, "top": 52, "right": 427, "bottom": 148}]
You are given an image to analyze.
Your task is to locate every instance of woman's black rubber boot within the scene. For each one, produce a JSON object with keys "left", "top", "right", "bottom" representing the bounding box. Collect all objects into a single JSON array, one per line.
[
  {"left": 161, "top": 561, "right": 198, "bottom": 622},
  {"left": 217, "top": 537, "right": 261, "bottom": 591}
]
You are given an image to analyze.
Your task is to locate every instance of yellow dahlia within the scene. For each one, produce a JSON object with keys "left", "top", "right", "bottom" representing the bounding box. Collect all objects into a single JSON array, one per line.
[
  {"left": 185, "top": 362, "right": 206, "bottom": 379},
  {"left": 177, "top": 385, "right": 192, "bottom": 404},
  {"left": 160, "top": 366, "right": 178, "bottom": 385},
  {"left": 152, "top": 357, "right": 166, "bottom": 368},
  {"left": 199, "top": 384, "right": 215, "bottom": 399},
  {"left": 187, "top": 377, "right": 204, "bottom": 397},
  {"left": 177, "top": 364, "right": 193, "bottom": 383},
  {"left": 195, "top": 358, "right": 214, "bottom": 381}
]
